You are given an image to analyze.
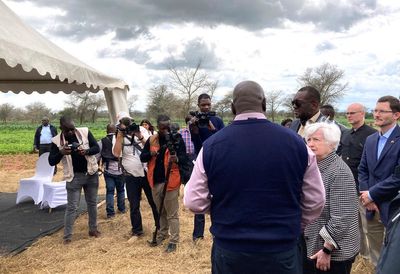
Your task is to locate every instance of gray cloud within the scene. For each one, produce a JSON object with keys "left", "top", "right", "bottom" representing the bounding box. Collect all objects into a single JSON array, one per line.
[
  {"left": 146, "top": 38, "right": 219, "bottom": 70},
  {"left": 97, "top": 47, "right": 151, "bottom": 65},
  {"left": 9, "top": 0, "right": 379, "bottom": 40}
]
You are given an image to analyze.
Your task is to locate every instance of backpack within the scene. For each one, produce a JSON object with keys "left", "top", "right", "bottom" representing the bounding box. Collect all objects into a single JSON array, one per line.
[{"left": 101, "top": 135, "right": 119, "bottom": 170}]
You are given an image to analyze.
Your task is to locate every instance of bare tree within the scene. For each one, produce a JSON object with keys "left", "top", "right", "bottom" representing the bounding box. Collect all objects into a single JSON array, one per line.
[
  {"left": 205, "top": 80, "right": 219, "bottom": 101},
  {"left": 127, "top": 94, "right": 139, "bottom": 114},
  {"left": 168, "top": 59, "right": 212, "bottom": 114},
  {"left": 298, "top": 63, "right": 348, "bottom": 105},
  {"left": 282, "top": 93, "right": 296, "bottom": 117},
  {"left": 214, "top": 92, "right": 233, "bottom": 120},
  {"left": 265, "top": 90, "right": 285, "bottom": 122},
  {"left": 0, "top": 103, "right": 15, "bottom": 123},
  {"left": 24, "top": 102, "right": 52, "bottom": 123}
]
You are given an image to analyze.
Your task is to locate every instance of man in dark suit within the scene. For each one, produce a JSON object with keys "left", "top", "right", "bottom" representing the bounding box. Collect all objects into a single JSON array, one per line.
[
  {"left": 359, "top": 95, "right": 400, "bottom": 267},
  {"left": 338, "top": 103, "right": 376, "bottom": 261},
  {"left": 289, "top": 86, "right": 326, "bottom": 138}
]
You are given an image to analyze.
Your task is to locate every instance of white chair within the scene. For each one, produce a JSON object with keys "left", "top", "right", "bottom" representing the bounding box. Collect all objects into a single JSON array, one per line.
[
  {"left": 16, "top": 152, "right": 55, "bottom": 205},
  {"left": 41, "top": 181, "right": 67, "bottom": 212}
]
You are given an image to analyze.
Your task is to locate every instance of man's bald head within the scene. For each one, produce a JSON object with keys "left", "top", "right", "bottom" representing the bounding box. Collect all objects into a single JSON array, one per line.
[{"left": 232, "top": 81, "right": 266, "bottom": 115}]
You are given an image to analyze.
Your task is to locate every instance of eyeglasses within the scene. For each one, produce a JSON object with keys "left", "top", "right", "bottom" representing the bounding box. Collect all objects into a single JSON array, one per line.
[
  {"left": 373, "top": 109, "right": 393, "bottom": 114},
  {"left": 345, "top": 111, "right": 361, "bottom": 115}
]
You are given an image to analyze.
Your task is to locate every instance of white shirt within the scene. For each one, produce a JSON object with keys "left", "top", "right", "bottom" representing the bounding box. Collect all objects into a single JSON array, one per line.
[{"left": 113, "top": 126, "right": 150, "bottom": 177}]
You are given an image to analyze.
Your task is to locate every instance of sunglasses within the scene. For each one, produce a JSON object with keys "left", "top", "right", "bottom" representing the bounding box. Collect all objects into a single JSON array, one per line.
[{"left": 291, "top": 100, "right": 304, "bottom": 108}]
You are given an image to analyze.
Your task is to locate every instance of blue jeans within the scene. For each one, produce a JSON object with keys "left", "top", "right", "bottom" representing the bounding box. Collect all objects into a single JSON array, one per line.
[
  {"left": 125, "top": 175, "right": 159, "bottom": 235},
  {"left": 193, "top": 214, "right": 205, "bottom": 239},
  {"left": 211, "top": 242, "right": 302, "bottom": 274},
  {"left": 64, "top": 172, "right": 98, "bottom": 240},
  {"left": 104, "top": 172, "right": 125, "bottom": 217}
]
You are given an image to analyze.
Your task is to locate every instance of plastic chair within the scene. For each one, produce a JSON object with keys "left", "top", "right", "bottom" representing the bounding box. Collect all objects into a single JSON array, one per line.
[
  {"left": 16, "top": 152, "right": 55, "bottom": 205},
  {"left": 40, "top": 181, "right": 67, "bottom": 212}
]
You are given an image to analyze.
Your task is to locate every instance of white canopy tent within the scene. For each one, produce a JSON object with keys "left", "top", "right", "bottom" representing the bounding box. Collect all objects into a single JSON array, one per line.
[{"left": 0, "top": 0, "right": 130, "bottom": 124}]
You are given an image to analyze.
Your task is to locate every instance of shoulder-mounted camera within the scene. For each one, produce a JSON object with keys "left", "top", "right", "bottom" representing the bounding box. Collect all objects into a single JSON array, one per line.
[{"left": 189, "top": 111, "right": 216, "bottom": 128}]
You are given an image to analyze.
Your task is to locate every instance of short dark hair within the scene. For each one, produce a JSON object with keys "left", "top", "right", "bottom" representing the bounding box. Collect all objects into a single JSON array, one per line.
[
  {"left": 281, "top": 118, "right": 292, "bottom": 126},
  {"left": 298, "top": 86, "right": 321, "bottom": 103},
  {"left": 185, "top": 115, "right": 192, "bottom": 124},
  {"left": 59, "top": 116, "right": 73, "bottom": 126},
  {"left": 157, "top": 114, "right": 170, "bottom": 124},
  {"left": 377, "top": 96, "right": 400, "bottom": 113},
  {"left": 198, "top": 93, "right": 211, "bottom": 104}
]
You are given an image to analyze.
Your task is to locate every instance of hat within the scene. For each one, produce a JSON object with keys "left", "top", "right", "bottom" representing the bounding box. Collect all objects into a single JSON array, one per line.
[{"left": 117, "top": 111, "right": 133, "bottom": 121}]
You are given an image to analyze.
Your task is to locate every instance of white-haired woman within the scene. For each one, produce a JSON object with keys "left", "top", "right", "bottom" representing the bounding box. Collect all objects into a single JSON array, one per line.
[{"left": 303, "top": 122, "right": 360, "bottom": 274}]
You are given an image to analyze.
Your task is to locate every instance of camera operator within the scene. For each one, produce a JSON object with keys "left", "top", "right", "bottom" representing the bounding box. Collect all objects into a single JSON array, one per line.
[
  {"left": 48, "top": 116, "right": 100, "bottom": 244},
  {"left": 189, "top": 93, "right": 225, "bottom": 242},
  {"left": 112, "top": 112, "right": 159, "bottom": 240},
  {"left": 140, "top": 114, "right": 190, "bottom": 253}
]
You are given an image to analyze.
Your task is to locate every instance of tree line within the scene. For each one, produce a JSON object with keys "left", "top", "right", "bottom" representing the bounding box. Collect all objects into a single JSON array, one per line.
[{"left": 0, "top": 62, "right": 348, "bottom": 124}]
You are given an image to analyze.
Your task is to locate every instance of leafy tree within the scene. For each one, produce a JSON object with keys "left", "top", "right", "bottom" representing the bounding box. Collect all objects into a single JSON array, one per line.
[
  {"left": 0, "top": 103, "right": 14, "bottom": 123},
  {"left": 146, "top": 85, "right": 179, "bottom": 120},
  {"left": 64, "top": 91, "right": 105, "bottom": 124},
  {"left": 24, "top": 102, "right": 52, "bottom": 123},
  {"left": 298, "top": 63, "right": 348, "bottom": 105}
]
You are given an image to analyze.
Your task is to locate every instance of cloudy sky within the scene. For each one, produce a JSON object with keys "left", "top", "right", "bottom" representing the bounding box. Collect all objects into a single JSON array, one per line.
[{"left": 1, "top": 0, "right": 400, "bottom": 113}]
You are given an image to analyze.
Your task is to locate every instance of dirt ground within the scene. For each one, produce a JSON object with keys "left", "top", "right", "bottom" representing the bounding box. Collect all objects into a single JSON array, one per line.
[{"left": 0, "top": 154, "right": 374, "bottom": 274}]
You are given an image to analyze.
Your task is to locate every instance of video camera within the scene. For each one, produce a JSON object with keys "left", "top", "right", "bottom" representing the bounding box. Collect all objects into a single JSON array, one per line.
[
  {"left": 189, "top": 111, "right": 216, "bottom": 128},
  {"left": 164, "top": 124, "right": 181, "bottom": 155},
  {"left": 117, "top": 117, "right": 140, "bottom": 134}
]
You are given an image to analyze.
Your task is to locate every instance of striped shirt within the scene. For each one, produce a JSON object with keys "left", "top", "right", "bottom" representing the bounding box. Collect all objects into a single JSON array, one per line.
[{"left": 304, "top": 152, "right": 360, "bottom": 261}]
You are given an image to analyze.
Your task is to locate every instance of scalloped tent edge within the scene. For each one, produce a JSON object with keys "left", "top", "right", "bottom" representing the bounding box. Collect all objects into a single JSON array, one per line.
[{"left": 0, "top": 0, "right": 131, "bottom": 124}]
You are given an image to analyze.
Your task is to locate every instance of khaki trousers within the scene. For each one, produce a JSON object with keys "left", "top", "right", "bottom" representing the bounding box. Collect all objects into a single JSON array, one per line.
[
  {"left": 152, "top": 183, "right": 180, "bottom": 244},
  {"left": 359, "top": 204, "right": 385, "bottom": 266}
]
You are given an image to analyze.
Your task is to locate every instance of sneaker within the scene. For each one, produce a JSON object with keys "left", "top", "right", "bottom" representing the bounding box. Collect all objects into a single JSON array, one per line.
[
  {"left": 107, "top": 214, "right": 115, "bottom": 219},
  {"left": 119, "top": 209, "right": 127, "bottom": 214},
  {"left": 88, "top": 230, "right": 101, "bottom": 238},
  {"left": 165, "top": 243, "right": 177, "bottom": 253},
  {"left": 63, "top": 239, "right": 72, "bottom": 245}
]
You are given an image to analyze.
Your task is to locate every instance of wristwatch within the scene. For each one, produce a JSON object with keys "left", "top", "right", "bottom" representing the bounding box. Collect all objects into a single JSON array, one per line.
[{"left": 322, "top": 247, "right": 332, "bottom": 255}]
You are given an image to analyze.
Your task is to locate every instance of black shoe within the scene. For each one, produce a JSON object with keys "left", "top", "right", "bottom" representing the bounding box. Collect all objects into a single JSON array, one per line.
[
  {"left": 193, "top": 236, "right": 204, "bottom": 242},
  {"left": 107, "top": 214, "right": 115, "bottom": 219},
  {"left": 147, "top": 237, "right": 165, "bottom": 247},
  {"left": 89, "top": 230, "right": 101, "bottom": 238},
  {"left": 63, "top": 239, "right": 72, "bottom": 245},
  {"left": 165, "top": 243, "right": 177, "bottom": 253}
]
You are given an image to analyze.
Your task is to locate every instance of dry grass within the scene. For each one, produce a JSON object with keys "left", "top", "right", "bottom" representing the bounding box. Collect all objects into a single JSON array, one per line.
[{"left": 0, "top": 154, "right": 374, "bottom": 273}]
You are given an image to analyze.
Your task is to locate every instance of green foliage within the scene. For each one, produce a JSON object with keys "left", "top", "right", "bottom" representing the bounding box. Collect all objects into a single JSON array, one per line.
[{"left": 0, "top": 120, "right": 110, "bottom": 155}]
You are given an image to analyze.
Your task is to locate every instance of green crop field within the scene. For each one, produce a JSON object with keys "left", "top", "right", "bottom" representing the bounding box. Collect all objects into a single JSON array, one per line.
[{"left": 0, "top": 116, "right": 375, "bottom": 155}]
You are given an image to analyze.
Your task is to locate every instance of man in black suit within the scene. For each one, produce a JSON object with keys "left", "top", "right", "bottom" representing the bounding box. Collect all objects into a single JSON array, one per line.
[
  {"left": 338, "top": 102, "right": 376, "bottom": 261},
  {"left": 289, "top": 86, "right": 325, "bottom": 138}
]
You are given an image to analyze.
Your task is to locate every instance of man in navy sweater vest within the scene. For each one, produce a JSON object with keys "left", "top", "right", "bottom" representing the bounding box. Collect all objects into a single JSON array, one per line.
[{"left": 184, "top": 80, "right": 325, "bottom": 274}]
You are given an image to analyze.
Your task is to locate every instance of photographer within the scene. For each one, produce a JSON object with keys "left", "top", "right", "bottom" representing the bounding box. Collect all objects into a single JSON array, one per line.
[
  {"left": 112, "top": 112, "right": 158, "bottom": 239},
  {"left": 48, "top": 116, "right": 100, "bottom": 244},
  {"left": 140, "top": 114, "right": 189, "bottom": 253},
  {"left": 98, "top": 123, "right": 126, "bottom": 219},
  {"left": 189, "top": 93, "right": 225, "bottom": 242}
]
